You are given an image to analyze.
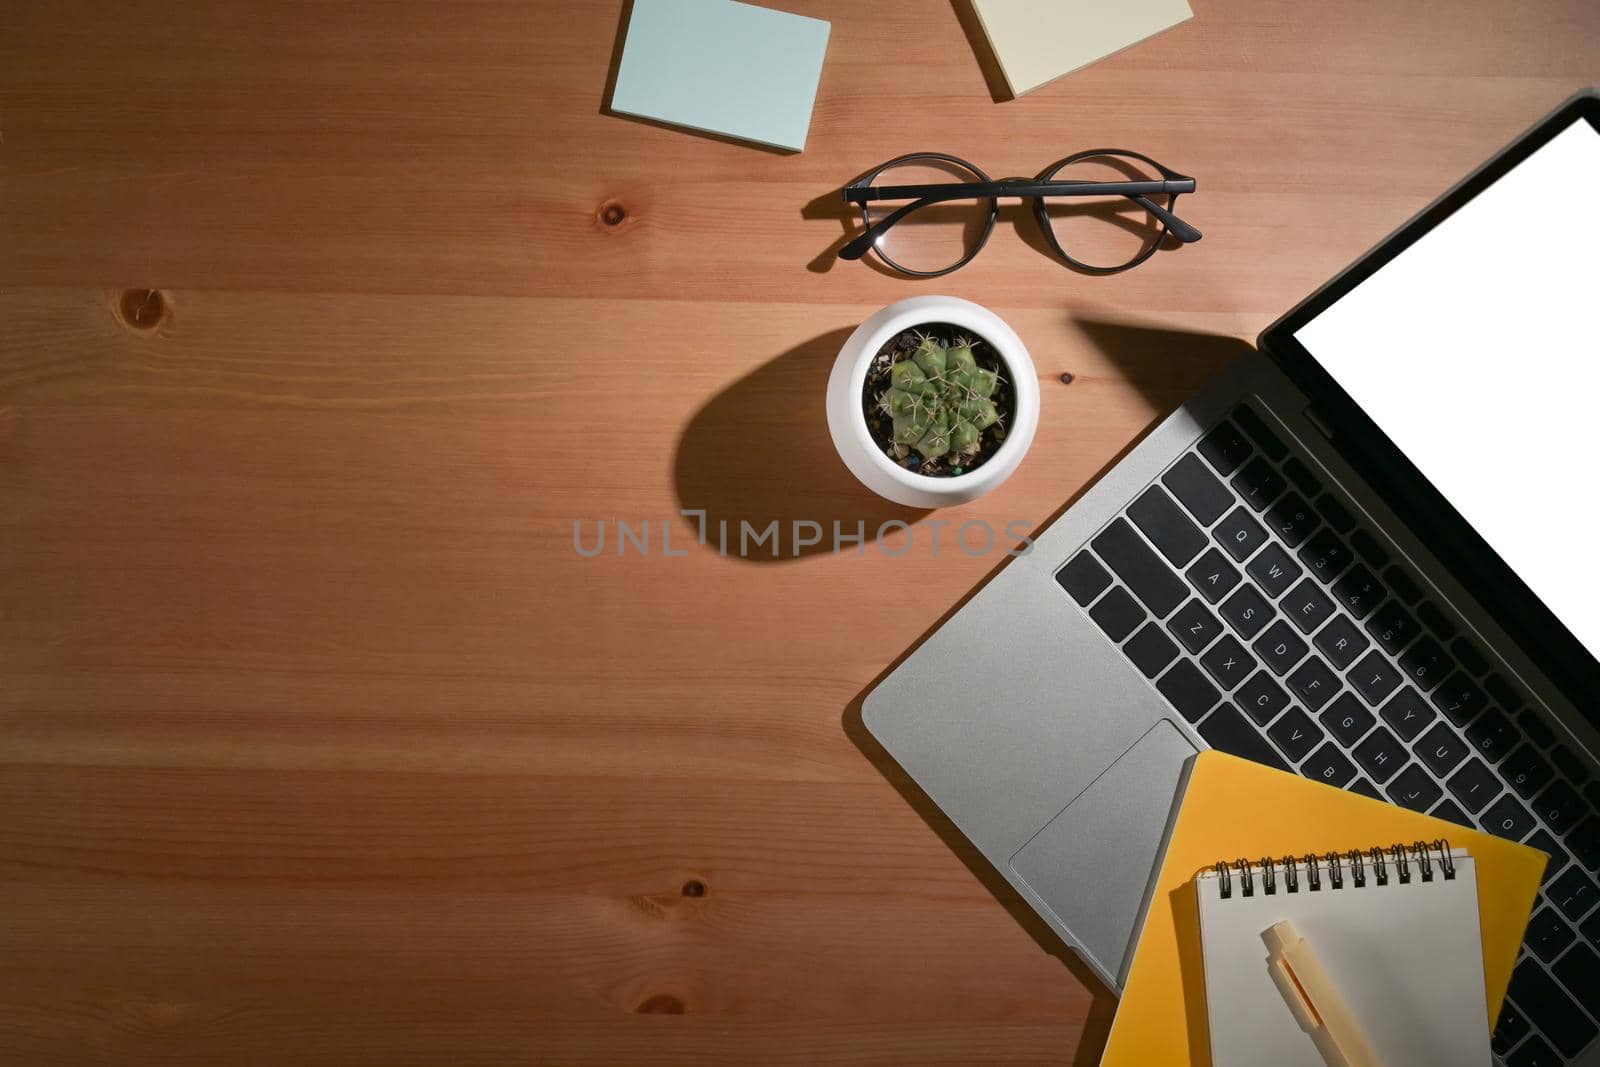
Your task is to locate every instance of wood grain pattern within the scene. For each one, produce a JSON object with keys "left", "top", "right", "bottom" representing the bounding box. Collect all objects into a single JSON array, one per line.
[{"left": 1, "top": 2, "right": 1595, "bottom": 1063}]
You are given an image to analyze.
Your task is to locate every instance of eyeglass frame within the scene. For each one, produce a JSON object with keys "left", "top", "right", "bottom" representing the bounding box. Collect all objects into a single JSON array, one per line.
[{"left": 839, "top": 148, "right": 1200, "bottom": 278}]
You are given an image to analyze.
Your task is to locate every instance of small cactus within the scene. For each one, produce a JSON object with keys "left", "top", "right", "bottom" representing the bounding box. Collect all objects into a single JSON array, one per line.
[{"left": 875, "top": 333, "right": 1002, "bottom": 465}]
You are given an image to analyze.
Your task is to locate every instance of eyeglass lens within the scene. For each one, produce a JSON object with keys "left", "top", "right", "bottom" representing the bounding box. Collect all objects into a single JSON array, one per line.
[
  {"left": 1034, "top": 151, "right": 1172, "bottom": 272},
  {"left": 858, "top": 156, "right": 995, "bottom": 276}
]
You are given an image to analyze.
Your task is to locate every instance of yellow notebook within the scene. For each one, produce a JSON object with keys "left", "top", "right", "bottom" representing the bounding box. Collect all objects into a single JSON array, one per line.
[{"left": 1101, "top": 752, "right": 1546, "bottom": 1067}]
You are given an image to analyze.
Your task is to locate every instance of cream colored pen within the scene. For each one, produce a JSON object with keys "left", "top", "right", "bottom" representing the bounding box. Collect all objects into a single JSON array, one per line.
[{"left": 1262, "top": 920, "right": 1380, "bottom": 1067}]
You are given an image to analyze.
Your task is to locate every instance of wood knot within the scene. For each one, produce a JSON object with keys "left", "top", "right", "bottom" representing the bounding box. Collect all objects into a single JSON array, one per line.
[
  {"left": 634, "top": 993, "right": 685, "bottom": 1015},
  {"left": 598, "top": 200, "right": 628, "bottom": 227},
  {"left": 681, "top": 879, "right": 706, "bottom": 898},
  {"left": 118, "top": 289, "right": 169, "bottom": 331}
]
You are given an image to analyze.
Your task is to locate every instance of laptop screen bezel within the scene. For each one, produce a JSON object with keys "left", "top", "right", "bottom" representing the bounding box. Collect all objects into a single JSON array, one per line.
[{"left": 1257, "top": 89, "right": 1600, "bottom": 725}]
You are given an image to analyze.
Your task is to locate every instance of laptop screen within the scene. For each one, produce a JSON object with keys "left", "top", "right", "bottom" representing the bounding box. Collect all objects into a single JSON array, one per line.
[{"left": 1292, "top": 117, "right": 1600, "bottom": 661}]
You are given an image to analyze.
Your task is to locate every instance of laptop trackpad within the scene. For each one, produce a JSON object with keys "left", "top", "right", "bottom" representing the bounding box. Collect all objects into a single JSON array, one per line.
[{"left": 1008, "top": 720, "right": 1196, "bottom": 984}]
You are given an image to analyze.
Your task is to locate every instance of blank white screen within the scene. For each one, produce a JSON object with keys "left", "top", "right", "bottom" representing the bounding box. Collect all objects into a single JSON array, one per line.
[{"left": 1295, "top": 119, "right": 1600, "bottom": 659}]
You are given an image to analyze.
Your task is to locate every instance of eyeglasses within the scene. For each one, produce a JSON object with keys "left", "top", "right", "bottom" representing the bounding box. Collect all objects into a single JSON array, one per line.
[{"left": 840, "top": 149, "right": 1200, "bottom": 278}]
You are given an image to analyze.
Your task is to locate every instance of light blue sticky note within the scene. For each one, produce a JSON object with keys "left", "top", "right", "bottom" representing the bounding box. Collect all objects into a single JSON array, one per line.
[{"left": 609, "top": 0, "right": 830, "bottom": 153}]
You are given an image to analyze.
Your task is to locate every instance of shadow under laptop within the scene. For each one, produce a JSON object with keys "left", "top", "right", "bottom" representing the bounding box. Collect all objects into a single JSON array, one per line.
[
  {"left": 1070, "top": 318, "right": 1253, "bottom": 417},
  {"left": 838, "top": 321, "right": 1256, "bottom": 1062},
  {"left": 672, "top": 328, "right": 929, "bottom": 562}
]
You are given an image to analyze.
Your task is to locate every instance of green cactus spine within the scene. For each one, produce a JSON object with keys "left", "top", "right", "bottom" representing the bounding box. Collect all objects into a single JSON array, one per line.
[{"left": 876, "top": 334, "right": 1002, "bottom": 466}]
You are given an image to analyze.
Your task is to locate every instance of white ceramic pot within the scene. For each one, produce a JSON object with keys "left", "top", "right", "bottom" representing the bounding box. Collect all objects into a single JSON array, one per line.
[{"left": 826, "top": 296, "right": 1039, "bottom": 508}]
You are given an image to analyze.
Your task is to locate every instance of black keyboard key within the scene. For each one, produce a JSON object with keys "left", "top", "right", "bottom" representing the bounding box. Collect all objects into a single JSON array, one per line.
[
  {"left": 1124, "top": 623, "right": 1179, "bottom": 679},
  {"left": 1379, "top": 687, "right": 1435, "bottom": 741},
  {"left": 1385, "top": 764, "right": 1442, "bottom": 812},
  {"left": 1549, "top": 866, "right": 1600, "bottom": 921},
  {"left": 1581, "top": 906, "right": 1600, "bottom": 946},
  {"left": 1157, "top": 660, "right": 1221, "bottom": 723},
  {"left": 1465, "top": 708, "right": 1517, "bottom": 761},
  {"left": 1553, "top": 942, "right": 1600, "bottom": 1021},
  {"left": 1510, "top": 957, "right": 1599, "bottom": 1057},
  {"left": 1245, "top": 544, "right": 1301, "bottom": 599},
  {"left": 1197, "top": 703, "right": 1288, "bottom": 771},
  {"left": 1431, "top": 672, "right": 1486, "bottom": 725},
  {"left": 1517, "top": 707, "right": 1556, "bottom": 749},
  {"left": 1213, "top": 506, "right": 1268, "bottom": 562},
  {"left": 1057, "top": 552, "right": 1113, "bottom": 605},
  {"left": 1297, "top": 528, "right": 1353, "bottom": 584},
  {"left": 1350, "top": 528, "right": 1389, "bottom": 569},
  {"left": 1493, "top": 1000, "right": 1531, "bottom": 1056},
  {"left": 1267, "top": 707, "right": 1324, "bottom": 764},
  {"left": 1415, "top": 721, "right": 1469, "bottom": 777},
  {"left": 1162, "top": 454, "right": 1234, "bottom": 526},
  {"left": 1282, "top": 457, "right": 1321, "bottom": 496},
  {"left": 1450, "top": 636, "right": 1490, "bottom": 677},
  {"left": 1198, "top": 419, "right": 1252, "bottom": 475},
  {"left": 1533, "top": 779, "right": 1586, "bottom": 834},
  {"left": 1089, "top": 586, "right": 1145, "bottom": 642},
  {"left": 1092, "top": 519, "right": 1187, "bottom": 618},
  {"left": 1167, "top": 599, "right": 1224, "bottom": 655},
  {"left": 1397, "top": 636, "right": 1450, "bottom": 692},
  {"left": 1200, "top": 635, "right": 1253, "bottom": 691},
  {"left": 1503, "top": 745, "right": 1553, "bottom": 800},
  {"left": 1483, "top": 792, "right": 1535, "bottom": 841},
  {"left": 1265, "top": 492, "right": 1319, "bottom": 548},
  {"left": 1330, "top": 564, "right": 1384, "bottom": 620},
  {"left": 1384, "top": 565, "right": 1423, "bottom": 605},
  {"left": 1231, "top": 404, "right": 1287, "bottom": 460},
  {"left": 1430, "top": 798, "right": 1474, "bottom": 828},
  {"left": 1350, "top": 650, "right": 1402, "bottom": 706},
  {"left": 1416, "top": 600, "right": 1457, "bottom": 641},
  {"left": 1281, "top": 578, "right": 1336, "bottom": 635},
  {"left": 1348, "top": 777, "right": 1382, "bottom": 801},
  {"left": 1230, "top": 457, "right": 1285, "bottom": 512},
  {"left": 1353, "top": 727, "right": 1407, "bottom": 785},
  {"left": 1485, "top": 672, "right": 1521, "bottom": 710},
  {"left": 1446, "top": 758, "right": 1502, "bottom": 814},
  {"left": 1528, "top": 908, "right": 1578, "bottom": 963},
  {"left": 1129, "top": 485, "right": 1207, "bottom": 567},
  {"left": 1365, "top": 600, "right": 1420, "bottom": 655},
  {"left": 1286, "top": 656, "right": 1340, "bottom": 712},
  {"left": 1313, "top": 615, "right": 1369, "bottom": 671},
  {"left": 1314, "top": 492, "right": 1356, "bottom": 534},
  {"left": 1253, "top": 620, "right": 1308, "bottom": 676},
  {"left": 1237, "top": 671, "right": 1289, "bottom": 726},
  {"left": 1551, "top": 745, "right": 1593, "bottom": 787},
  {"left": 1508, "top": 1034, "right": 1561, "bottom": 1067},
  {"left": 1572, "top": 817, "right": 1600, "bottom": 872},
  {"left": 1302, "top": 742, "right": 1356, "bottom": 788},
  {"left": 1219, "top": 584, "right": 1274, "bottom": 639},
  {"left": 1321, "top": 693, "right": 1375, "bottom": 746},
  {"left": 1529, "top": 829, "right": 1571, "bottom": 884},
  {"left": 1185, "top": 547, "right": 1241, "bottom": 604}
]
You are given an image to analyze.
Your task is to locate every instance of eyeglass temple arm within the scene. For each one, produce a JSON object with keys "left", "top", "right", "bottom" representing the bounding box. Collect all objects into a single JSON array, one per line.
[
  {"left": 840, "top": 197, "right": 937, "bottom": 261},
  {"left": 840, "top": 180, "right": 1201, "bottom": 261},
  {"left": 1129, "top": 195, "right": 1202, "bottom": 243}
]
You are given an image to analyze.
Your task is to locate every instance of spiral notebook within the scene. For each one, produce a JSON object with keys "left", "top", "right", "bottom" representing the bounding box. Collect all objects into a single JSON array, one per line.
[
  {"left": 1197, "top": 843, "right": 1489, "bottom": 1066},
  {"left": 1100, "top": 753, "right": 1546, "bottom": 1067}
]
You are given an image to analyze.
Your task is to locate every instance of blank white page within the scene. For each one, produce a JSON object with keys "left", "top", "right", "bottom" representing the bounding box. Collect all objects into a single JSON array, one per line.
[{"left": 1197, "top": 852, "right": 1490, "bottom": 1066}]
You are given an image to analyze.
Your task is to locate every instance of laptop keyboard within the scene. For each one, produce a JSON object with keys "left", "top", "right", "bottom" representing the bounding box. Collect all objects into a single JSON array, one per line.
[{"left": 1054, "top": 401, "right": 1600, "bottom": 1065}]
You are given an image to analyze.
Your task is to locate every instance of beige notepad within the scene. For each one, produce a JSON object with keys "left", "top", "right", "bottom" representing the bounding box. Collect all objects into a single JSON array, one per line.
[
  {"left": 970, "top": 0, "right": 1194, "bottom": 97},
  {"left": 1197, "top": 847, "right": 1492, "bottom": 1066}
]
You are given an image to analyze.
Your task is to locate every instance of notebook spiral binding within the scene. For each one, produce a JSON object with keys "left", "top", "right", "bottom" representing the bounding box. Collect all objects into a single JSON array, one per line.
[{"left": 1212, "top": 838, "right": 1456, "bottom": 900}]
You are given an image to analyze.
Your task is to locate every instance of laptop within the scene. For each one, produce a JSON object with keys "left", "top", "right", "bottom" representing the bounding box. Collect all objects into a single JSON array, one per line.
[{"left": 863, "top": 89, "right": 1600, "bottom": 1065}]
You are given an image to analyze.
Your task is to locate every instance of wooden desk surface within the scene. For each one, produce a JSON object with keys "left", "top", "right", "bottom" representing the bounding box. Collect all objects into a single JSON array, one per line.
[{"left": 2, "top": 2, "right": 1595, "bottom": 1063}]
